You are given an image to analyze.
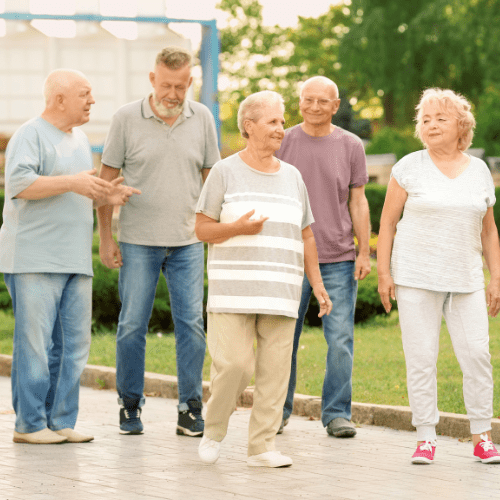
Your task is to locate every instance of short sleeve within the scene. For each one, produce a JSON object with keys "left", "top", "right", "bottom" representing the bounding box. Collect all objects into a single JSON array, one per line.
[
  {"left": 101, "top": 112, "right": 126, "bottom": 170},
  {"left": 299, "top": 179, "right": 315, "bottom": 230},
  {"left": 5, "top": 126, "right": 42, "bottom": 199},
  {"left": 196, "top": 163, "right": 226, "bottom": 221},
  {"left": 391, "top": 157, "right": 409, "bottom": 190},
  {"left": 203, "top": 111, "right": 221, "bottom": 170},
  {"left": 349, "top": 138, "right": 369, "bottom": 188},
  {"left": 484, "top": 165, "right": 496, "bottom": 208}
]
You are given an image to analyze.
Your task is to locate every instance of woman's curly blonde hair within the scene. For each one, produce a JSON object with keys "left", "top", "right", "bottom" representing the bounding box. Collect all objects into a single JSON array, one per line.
[{"left": 415, "top": 88, "right": 476, "bottom": 151}]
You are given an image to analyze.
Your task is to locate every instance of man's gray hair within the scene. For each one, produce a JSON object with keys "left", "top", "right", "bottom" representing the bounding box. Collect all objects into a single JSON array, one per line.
[
  {"left": 237, "top": 91, "right": 285, "bottom": 139},
  {"left": 155, "top": 46, "right": 192, "bottom": 69}
]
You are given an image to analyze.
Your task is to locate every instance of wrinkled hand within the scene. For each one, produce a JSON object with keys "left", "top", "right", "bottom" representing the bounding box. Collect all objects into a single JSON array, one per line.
[
  {"left": 105, "top": 177, "right": 141, "bottom": 206},
  {"left": 486, "top": 279, "right": 500, "bottom": 317},
  {"left": 312, "top": 283, "right": 332, "bottom": 318},
  {"left": 354, "top": 253, "right": 371, "bottom": 281},
  {"left": 99, "top": 237, "right": 123, "bottom": 269},
  {"left": 378, "top": 274, "right": 396, "bottom": 313},
  {"left": 72, "top": 169, "right": 112, "bottom": 201},
  {"left": 235, "top": 209, "right": 269, "bottom": 235}
]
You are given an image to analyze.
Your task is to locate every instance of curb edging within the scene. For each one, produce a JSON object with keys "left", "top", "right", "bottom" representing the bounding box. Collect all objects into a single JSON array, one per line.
[{"left": 1, "top": 354, "right": 498, "bottom": 443}]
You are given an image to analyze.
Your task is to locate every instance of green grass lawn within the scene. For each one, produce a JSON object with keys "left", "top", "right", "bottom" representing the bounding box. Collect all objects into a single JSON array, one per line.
[{"left": 0, "top": 309, "right": 499, "bottom": 417}]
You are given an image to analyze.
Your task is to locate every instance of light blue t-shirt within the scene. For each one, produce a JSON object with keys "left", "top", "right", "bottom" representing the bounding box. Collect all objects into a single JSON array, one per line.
[{"left": 0, "top": 117, "right": 94, "bottom": 276}]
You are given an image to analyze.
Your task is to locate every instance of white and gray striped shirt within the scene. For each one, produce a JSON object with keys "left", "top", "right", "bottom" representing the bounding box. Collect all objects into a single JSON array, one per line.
[{"left": 196, "top": 153, "right": 314, "bottom": 318}]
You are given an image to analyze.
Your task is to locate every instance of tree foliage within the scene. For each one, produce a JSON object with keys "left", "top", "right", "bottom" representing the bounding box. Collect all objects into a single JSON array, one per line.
[
  {"left": 217, "top": 0, "right": 367, "bottom": 132},
  {"left": 216, "top": 0, "right": 500, "bottom": 151},
  {"left": 339, "top": 0, "right": 500, "bottom": 126}
]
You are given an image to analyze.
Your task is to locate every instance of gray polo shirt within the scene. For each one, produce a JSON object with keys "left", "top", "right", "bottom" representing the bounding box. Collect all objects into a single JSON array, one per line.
[{"left": 102, "top": 96, "right": 220, "bottom": 246}]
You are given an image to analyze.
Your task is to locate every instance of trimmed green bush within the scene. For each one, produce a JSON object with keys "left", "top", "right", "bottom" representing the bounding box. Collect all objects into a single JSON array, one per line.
[
  {"left": 304, "top": 269, "right": 390, "bottom": 326},
  {"left": 365, "top": 184, "right": 387, "bottom": 234},
  {"left": 91, "top": 256, "right": 175, "bottom": 333},
  {"left": 0, "top": 277, "right": 10, "bottom": 310},
  {"left": 365, "top": 127, "right": 422, "bottom": 161},
  {"left": 493, "top": 187, "right": 500, "bottom": 235}
]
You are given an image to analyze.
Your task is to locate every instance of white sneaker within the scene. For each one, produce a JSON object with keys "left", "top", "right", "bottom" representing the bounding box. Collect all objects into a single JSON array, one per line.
[
  {"left": 247, "top": 451, "right": 293, "bottom": 468},
  {"left": 198, "top": 435, "right": 221, "bottom": 464}
]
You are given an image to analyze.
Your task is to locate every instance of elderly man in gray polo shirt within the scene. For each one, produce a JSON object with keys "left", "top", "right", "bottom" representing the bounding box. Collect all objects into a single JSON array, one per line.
[{"left": 97, "top": 46, "right": 220, "bottom": 436}]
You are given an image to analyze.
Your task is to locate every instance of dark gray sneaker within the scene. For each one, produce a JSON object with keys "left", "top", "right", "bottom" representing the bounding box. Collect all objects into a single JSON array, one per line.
[
  {"left": 176, "top": 400, "right": 204, "bottom": 437},
  {"left": 326, "top": 418, "right": 357, "bottom": 438},
  {"left": 119, "top": 398, "right": 144, "bottom": 435},
  {"left": 277, "top": 417, "right": 290, "bottom": 435}
]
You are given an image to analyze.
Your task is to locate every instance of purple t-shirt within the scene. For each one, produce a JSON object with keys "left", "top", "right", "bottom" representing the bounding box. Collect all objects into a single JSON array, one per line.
[{"left": 275, "top": 124, "right": 368, "bottom": 263}]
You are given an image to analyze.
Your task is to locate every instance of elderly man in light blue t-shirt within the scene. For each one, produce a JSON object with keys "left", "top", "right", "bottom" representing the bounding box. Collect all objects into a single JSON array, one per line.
[
  {"left": 0, "top": 69, "right": 139, "bottom": 445},
  {"left": 97, "top": 46, "right": 220, "bottom": 436}
]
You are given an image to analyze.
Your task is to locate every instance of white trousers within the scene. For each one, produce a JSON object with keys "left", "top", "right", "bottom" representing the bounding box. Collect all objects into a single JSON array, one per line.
[{"left": 396, "top": 285, "right": 493, "bottom": 441}]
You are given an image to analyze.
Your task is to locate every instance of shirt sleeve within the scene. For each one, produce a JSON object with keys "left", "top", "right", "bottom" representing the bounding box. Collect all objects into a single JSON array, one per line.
[
  {"left": 300, "top": 177, "right": 315, "bottom": 230},
  {"left": 5, "top": 125, "right": 42, "bottom": 199},
  {"left": 391, "top": 157, "right": 408, "bottom": 190},
  {"left": 196, "top": 162, "right": 225, "bottom": 221},
  {"left": 101, "top": 112, "right": 126, "bottom": 170},
  {"left": 484, "top": 164, "right": 496, "bottom": 208},
  {"left": 202, "top": 110, "right": 221, "bottom": 170},
  {"left": 349, "top": 137, "right": 369, "bottom": 188}
]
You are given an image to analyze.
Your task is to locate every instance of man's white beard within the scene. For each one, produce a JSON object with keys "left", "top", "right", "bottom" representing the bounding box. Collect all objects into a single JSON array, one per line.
[{"left": 152, "top": 92, "right": 184, "bottom": 118}]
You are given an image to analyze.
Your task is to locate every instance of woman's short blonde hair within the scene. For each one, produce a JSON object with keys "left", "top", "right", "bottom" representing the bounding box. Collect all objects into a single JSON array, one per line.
[
  {"left": 237, "top": 91, "right": 285, "bottom": 139},
  {"left": 415, "top": 88, "right": 476, "bottom": 151}
]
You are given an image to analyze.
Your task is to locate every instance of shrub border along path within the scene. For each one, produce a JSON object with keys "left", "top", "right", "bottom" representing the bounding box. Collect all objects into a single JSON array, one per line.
[{"left": 0, "top": 354, "right": 498, "bottom": 444}]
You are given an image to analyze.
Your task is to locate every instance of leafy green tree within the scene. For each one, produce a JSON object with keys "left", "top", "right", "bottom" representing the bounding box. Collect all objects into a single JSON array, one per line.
[
  {"left": 217, "top": 0, "right": 368, "bottom": 133},
  {"left": 339, "top": 0, "right": 497, "bottom": 126},
  {"left": 474, "top": 83, "right": 500, "bottom": 157}
]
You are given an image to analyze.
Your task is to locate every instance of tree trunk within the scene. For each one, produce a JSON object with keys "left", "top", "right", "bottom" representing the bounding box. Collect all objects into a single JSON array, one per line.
[{"left": 383, "top": 92, "right": 395, "bottom": 126}]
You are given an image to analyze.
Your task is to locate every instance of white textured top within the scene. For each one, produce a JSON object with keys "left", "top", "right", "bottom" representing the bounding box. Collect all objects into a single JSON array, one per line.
[{"left": 391, "top": 150, "right": 495, "bottom": 293}]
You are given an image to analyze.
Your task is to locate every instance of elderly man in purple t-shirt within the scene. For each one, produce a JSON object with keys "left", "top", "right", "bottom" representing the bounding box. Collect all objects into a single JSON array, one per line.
[{"left": 275, "top": 76, "right": 371, "bottom": 438}]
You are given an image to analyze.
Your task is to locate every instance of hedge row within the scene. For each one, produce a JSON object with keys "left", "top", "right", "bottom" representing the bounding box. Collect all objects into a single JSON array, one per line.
[
  {"left": 2, "top": 184, "right": 500, "bottom": 331},
  {"left": 0, "top": 242, "right": 387, "bottom": 331}
]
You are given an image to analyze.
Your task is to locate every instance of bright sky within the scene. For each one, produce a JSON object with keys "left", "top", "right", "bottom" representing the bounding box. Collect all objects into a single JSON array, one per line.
[
  {"left": 166, "top": 0, "right": 341, "bottom": 27},
  {"left": 168, "top": 0, "right": 342, "bottom": 48},
  {"left": 0, "top": 0, "right": 343, "bottom": 44}
]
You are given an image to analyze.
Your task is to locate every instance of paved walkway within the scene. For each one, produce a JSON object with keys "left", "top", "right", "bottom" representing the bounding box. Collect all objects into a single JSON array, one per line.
[{"left": 0, "top": 376, "right": 499, "bottom": 500}]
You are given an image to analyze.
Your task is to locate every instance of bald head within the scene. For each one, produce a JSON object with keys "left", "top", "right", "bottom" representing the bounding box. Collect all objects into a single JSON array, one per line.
[
  {"left": 43, "top": 69, "right": 89, "bottom": 105},
  {"left": 299, "top": 76, "right": 341, "bottom": 134},
  {"left": 41, "top": 69, "right": 94, "bottom": 133},
  {"left": 300, "top": 76, "right": 339, "bottom": 100}
]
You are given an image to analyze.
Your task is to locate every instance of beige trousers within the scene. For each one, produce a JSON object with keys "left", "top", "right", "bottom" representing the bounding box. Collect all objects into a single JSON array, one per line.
[{"left": 204, "top": 312, "right": 296, "bottom": 456}]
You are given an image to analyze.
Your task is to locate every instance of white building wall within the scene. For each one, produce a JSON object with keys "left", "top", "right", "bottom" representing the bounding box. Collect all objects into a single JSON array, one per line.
[{"left": 0, "top": 7, "right": 190, "bottom": 145}]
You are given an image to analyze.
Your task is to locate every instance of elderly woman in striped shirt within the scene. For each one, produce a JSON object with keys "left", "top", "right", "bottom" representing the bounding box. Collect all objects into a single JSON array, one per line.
[
  {"left": 195, "top": 90, "right": 331, "bottom": 468},
  {"left": 377, "top": 88, "right": 500, "bottom": 465}
]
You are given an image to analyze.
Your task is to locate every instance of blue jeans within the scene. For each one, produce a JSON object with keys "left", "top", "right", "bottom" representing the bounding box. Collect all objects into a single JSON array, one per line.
[
  {"left": 283, "top": 261, "right": 357, "bottom": 427},
  {"left": 116, "top": 242, "right": 206, "bottom": 410},
  {"left": 4, "top": 273, "right": 92, "bottom": 434}
]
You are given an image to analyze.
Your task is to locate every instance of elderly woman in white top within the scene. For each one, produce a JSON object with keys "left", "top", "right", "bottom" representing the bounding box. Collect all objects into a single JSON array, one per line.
[
  {"left": 377, "top": 88, "right": 500, "bottom": 465},
  {"left": 195, "top": 91, "right": 331, "bottom": 468}
]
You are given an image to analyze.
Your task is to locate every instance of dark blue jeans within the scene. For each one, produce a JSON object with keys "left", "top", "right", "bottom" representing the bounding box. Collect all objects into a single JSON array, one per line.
[
  {"left": 283, "top": 261, "right": 357, "bottom": 426},
  {"left": 115, "top": 242, "right": 206, "bottom": 411}
]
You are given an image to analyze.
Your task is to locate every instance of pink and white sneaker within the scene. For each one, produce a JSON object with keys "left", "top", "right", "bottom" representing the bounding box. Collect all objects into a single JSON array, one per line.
[
  {"left": 411, "top": 440, "right": 436, "bottom": 464},
  {"left": 473, "top": 434, "right": 500, "bottom": 464}
]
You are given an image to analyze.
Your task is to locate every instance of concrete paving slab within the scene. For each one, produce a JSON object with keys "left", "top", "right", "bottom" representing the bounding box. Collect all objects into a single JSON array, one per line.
[
  {"left": 1, "top": 376, "right": 500, "bottom": 500},
  {"left": 1, "top": 354, "right": 499, "bottom": 443}
]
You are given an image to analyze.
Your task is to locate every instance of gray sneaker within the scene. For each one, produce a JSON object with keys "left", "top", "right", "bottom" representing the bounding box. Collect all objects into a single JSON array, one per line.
[
  {"left": 277, "top": 417, "right": 290, "bottom": 435},
  {"left": 326, "top": 418, "right": 357, "bottom": 438}
]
